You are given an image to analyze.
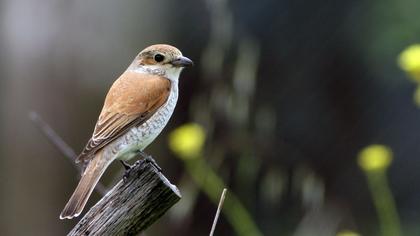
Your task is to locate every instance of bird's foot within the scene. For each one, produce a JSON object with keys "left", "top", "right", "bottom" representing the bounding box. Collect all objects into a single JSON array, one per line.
[
  {"left": 120, "top": 160, "right": 133, "bottom": 182},
  {"left": 137, "top": 151, "right": 162, "bottom": 172}
]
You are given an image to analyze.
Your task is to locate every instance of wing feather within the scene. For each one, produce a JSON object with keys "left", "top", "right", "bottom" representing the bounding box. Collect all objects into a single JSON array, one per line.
[{"left": 76, "top": 71, "right": 171, "bottom": 163}]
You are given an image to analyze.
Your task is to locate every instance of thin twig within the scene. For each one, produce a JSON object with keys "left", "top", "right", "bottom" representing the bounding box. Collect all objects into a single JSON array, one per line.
[
  {"left": 29, "top": 111, "right": 107, "bottom": 195},
  {"left": 29, "top": 111, "right": 78, "bottom": 164},
  {"left": 209, "top": 188, "right": 227, "bottom": 236}
]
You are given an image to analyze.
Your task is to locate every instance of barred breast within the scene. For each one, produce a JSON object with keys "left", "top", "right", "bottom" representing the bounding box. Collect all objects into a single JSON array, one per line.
[{"left": 104, "top": 81, "right": 178, "bottom": 159}]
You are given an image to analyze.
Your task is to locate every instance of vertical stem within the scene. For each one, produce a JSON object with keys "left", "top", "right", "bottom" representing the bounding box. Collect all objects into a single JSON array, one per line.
[
  {"left": 366, "top": 171, "right": 401, "bottom": 236},
  {"left": 184, "top": 157, "right": 263, "bottom": 236},
  {"left": 209, "top": 188, "right": 227, "bottom": 236}
]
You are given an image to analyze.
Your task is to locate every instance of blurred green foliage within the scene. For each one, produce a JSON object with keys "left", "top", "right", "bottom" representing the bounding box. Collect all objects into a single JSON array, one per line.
[
  {"left": 2, "top": 0, "right": 420, "bottom": 235},
  {"left": 169, "top": 123, "right": 263, "bottom": 236}
]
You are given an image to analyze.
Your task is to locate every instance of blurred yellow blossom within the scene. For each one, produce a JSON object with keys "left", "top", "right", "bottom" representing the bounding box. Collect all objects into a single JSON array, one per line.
[
  {"left": 358, "top": 145, "right": 393, "bottom": 172},
  {"left": 357, "top": 145, "right": 401, "bottom": 236},
  {"left": 336, "top": 230, "right": 361, "bottom": 236},
  {"left": 398, "top": 44, "right": 420, "bottom": 82},
  {"left": 168, "top": 123, "right": 206, "bottom": 159}
]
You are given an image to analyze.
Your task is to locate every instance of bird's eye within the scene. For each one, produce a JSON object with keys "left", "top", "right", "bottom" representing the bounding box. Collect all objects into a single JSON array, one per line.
[{"left": 154, "top": 54, "right": 165, "bottom": 62}]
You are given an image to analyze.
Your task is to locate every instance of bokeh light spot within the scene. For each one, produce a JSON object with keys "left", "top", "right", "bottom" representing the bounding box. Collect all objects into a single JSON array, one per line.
[
  {"left": 168, "top": 123, "right": 206, "bottom": 159},
  {"left": 398, "top": 44, "right": 420, "bottom": 82},
  {"left": 358, "top": 145, "right": 393, "bottom": 172},
  {"left": 336, "top": 230, "right": 361, "bottom": 236}
]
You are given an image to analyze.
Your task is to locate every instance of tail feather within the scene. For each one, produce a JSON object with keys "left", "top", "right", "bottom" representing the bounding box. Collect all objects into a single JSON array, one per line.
[{"left": 60, "top": 151, "right": 111, "bottom": 219}]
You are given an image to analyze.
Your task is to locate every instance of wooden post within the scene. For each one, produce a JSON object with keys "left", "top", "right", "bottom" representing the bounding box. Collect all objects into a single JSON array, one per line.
[
  {"left": 68, "top": 160, "right": 181, "bottom": 236},
  {"left": 29, "top": 112, "right": 181, "bottom": 235}
]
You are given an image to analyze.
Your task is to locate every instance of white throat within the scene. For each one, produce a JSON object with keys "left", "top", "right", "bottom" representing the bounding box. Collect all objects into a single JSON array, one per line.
[{"left": 128, "top": 64, "right": 183, "bottom": 83}]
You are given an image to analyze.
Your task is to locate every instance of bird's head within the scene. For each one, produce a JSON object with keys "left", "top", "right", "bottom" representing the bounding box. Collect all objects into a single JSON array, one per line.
[{"left": 130, "top": 44, "right": 193, "bottom": 81}]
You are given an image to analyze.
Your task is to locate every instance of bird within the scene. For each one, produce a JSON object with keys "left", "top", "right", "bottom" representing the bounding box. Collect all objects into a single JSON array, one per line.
[{"left": 60, "top": 44, "right": 193, "bottom": 220}]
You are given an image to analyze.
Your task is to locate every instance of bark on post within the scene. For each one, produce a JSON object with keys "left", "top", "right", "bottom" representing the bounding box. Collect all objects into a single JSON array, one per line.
[{"left": 68, "top": 160, "right": 181, "bottom": 236}]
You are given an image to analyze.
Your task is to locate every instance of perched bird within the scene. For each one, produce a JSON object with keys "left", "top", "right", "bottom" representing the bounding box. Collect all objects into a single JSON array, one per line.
[{"left": 60, "top": 44, "right": 193, "bottom": 219}]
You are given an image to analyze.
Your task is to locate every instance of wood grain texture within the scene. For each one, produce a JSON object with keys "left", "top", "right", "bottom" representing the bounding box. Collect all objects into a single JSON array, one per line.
[{"left": 68, "top": 159, "right": 181, "bottom": 236}]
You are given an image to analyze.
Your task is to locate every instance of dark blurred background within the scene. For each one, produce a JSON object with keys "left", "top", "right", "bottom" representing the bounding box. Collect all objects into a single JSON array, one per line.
[{"left": 1, "top": 0, "right": 420, "bottom": 235}]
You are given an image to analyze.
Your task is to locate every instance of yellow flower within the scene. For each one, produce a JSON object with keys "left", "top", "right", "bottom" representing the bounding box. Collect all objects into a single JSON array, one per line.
[
  {"left": 168, "top": 123, "right": 206, "bottom": 159},
  {"left": 336, "top": 230, "right": 361, "bottom": 236},
  {"left": 398, "top": 44, "right": 420, "bottom": 82},
  {"left": 358, "top": 145, "right": 393, "bottom": 172}
]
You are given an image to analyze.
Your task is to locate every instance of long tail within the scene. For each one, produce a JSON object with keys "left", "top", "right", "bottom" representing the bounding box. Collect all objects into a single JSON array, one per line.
[{"left": 60, "top": 151, "right": 111, "bottom": 219}]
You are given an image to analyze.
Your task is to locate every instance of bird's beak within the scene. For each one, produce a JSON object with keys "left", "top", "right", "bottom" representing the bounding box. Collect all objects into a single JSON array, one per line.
[{"left": 171, "top": 56, "right": 194, "bottom": 68}]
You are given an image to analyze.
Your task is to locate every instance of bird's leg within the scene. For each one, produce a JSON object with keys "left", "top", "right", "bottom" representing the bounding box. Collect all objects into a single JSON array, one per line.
[
  {"left": 120, "top": 160, "right": 133, "bottom": 182},
  {"left": 120, "top": 160, "right": 132, "bottom": 170},
  {"left": 120, "top": 151, "right": 162, "bottom": 182},
  {"left": 137, "top": 150, "right": 162, "bottom": 172}
]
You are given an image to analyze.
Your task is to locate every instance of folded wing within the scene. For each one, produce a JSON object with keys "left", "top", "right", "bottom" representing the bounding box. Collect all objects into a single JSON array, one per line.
[{"left": 76, "top": 71, "right": 171, "bottom": 163}]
